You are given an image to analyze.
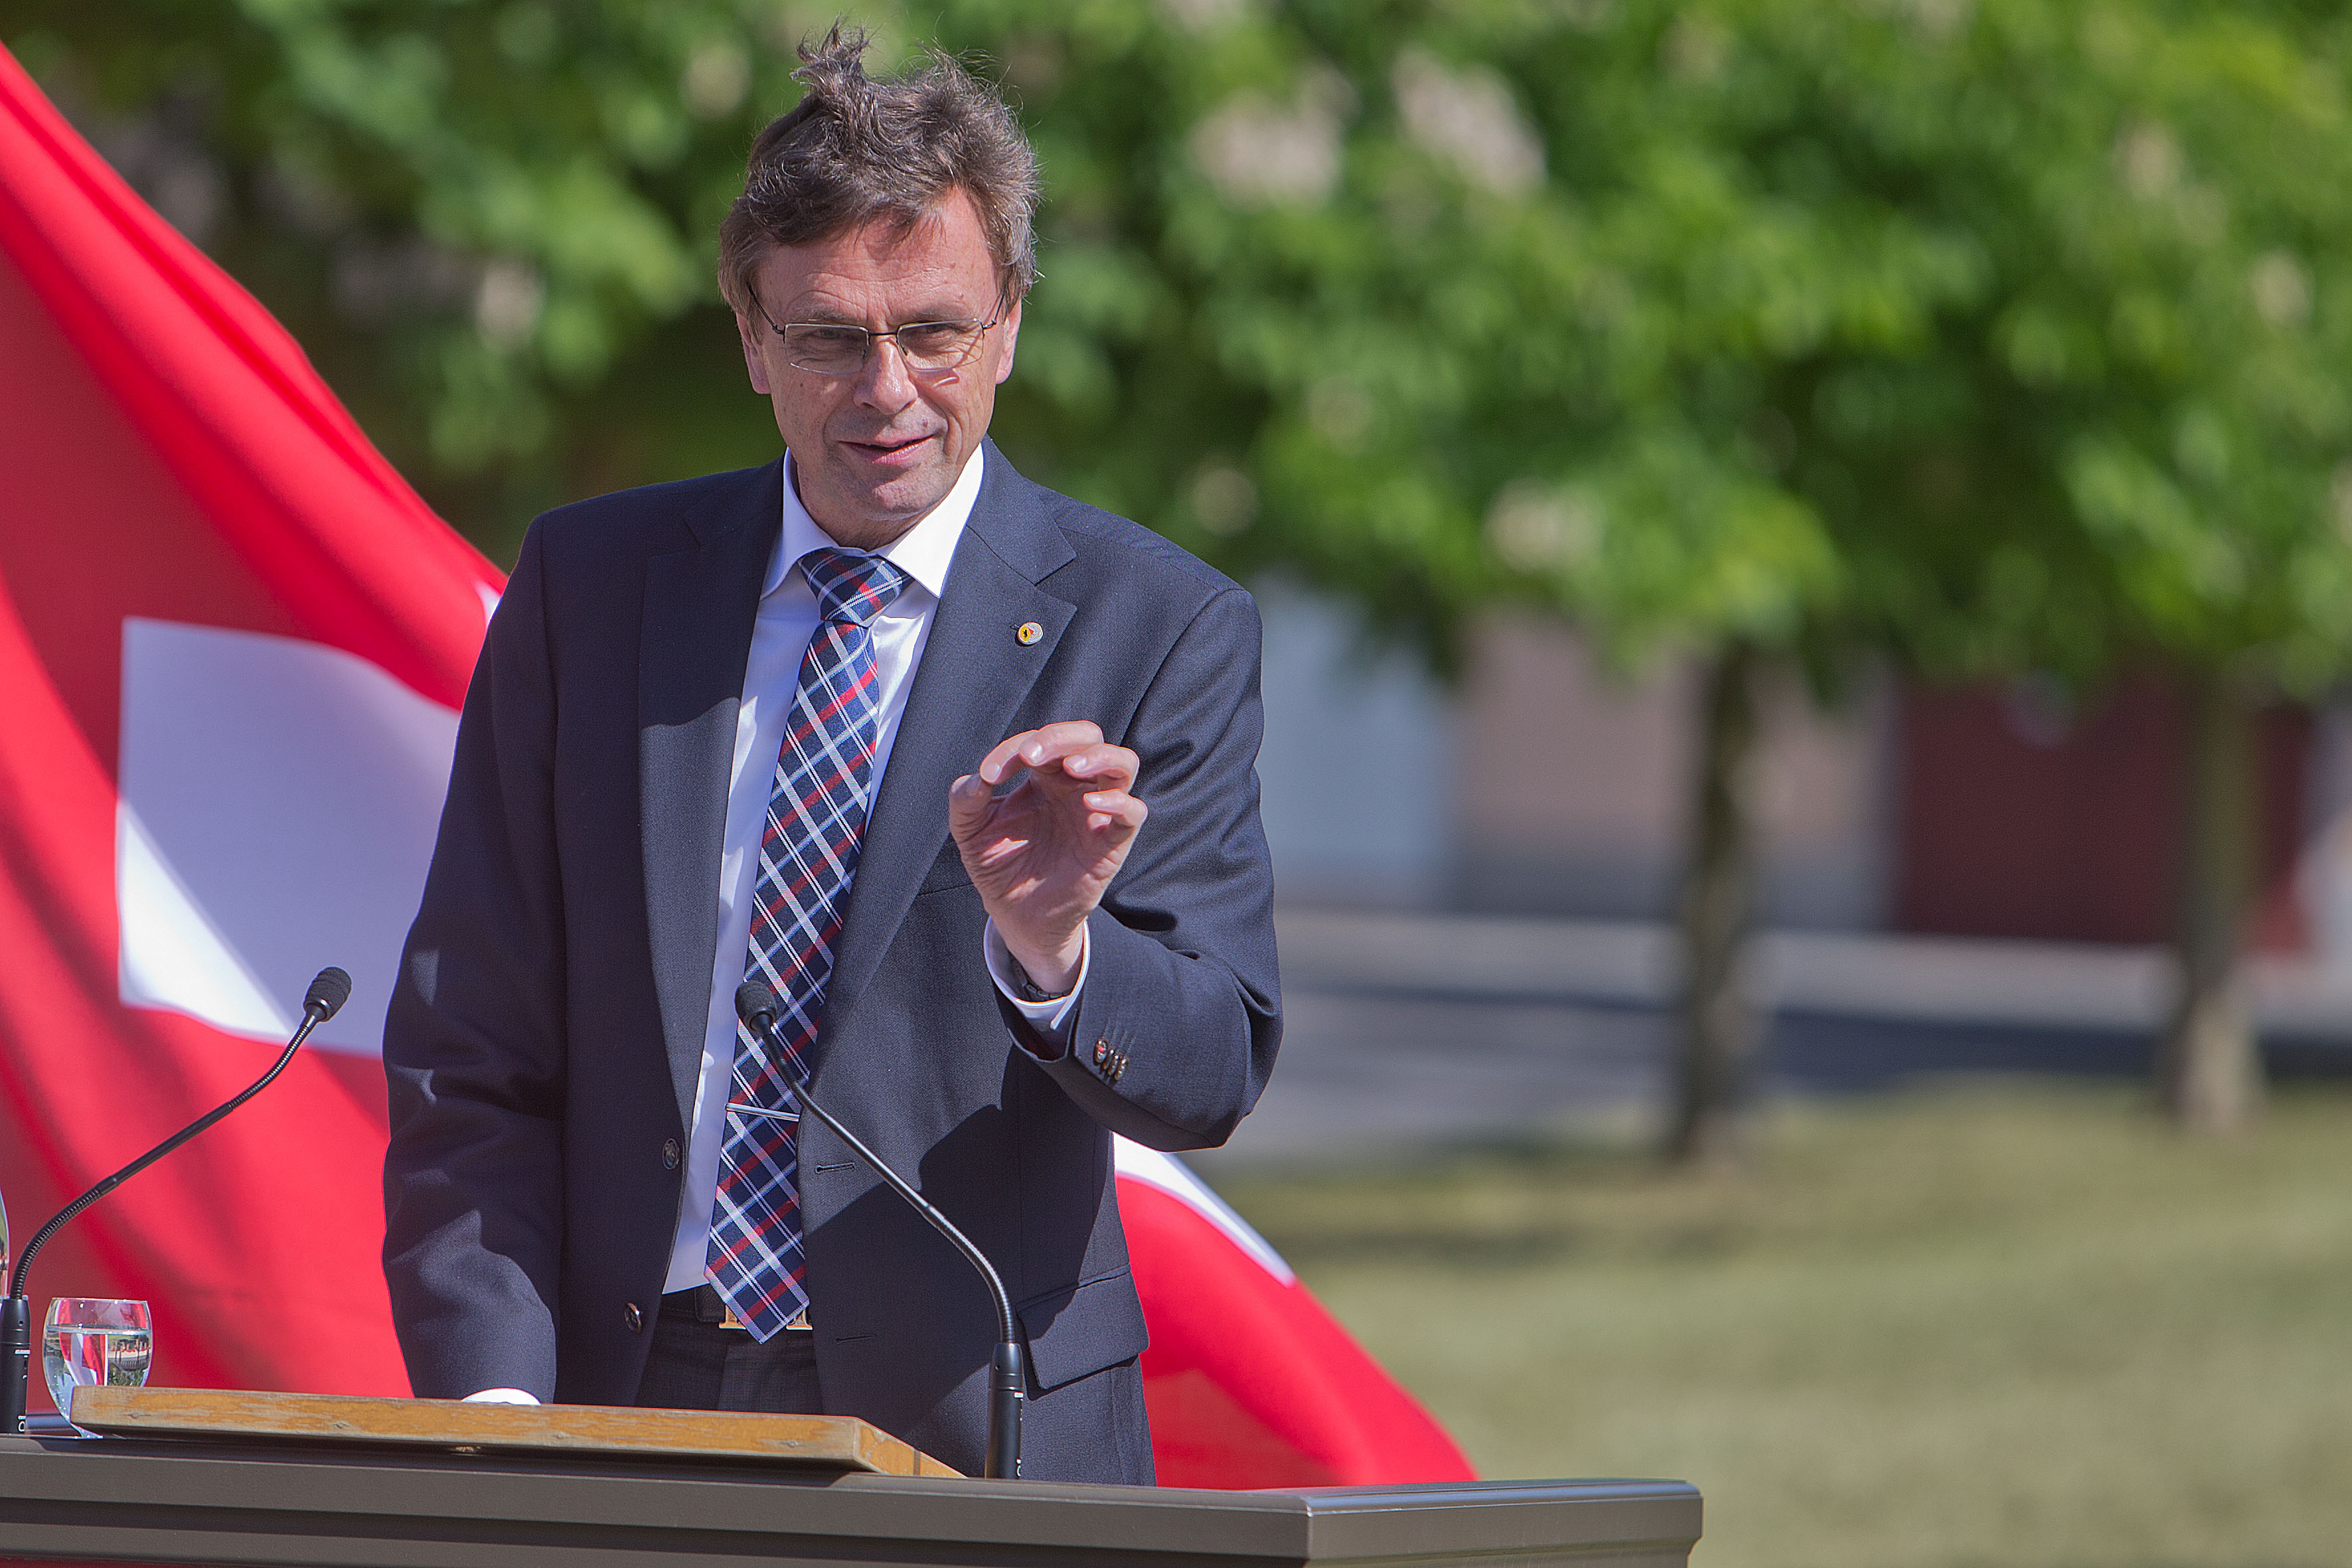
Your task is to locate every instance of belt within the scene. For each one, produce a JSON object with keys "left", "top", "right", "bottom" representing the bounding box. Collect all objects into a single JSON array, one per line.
[{"left": 661, "top": 1285, "right": 811, "bottom": 1333}]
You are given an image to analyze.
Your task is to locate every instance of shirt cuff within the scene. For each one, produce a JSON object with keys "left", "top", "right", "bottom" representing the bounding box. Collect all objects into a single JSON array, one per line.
[
  {"left": 983, "top": 919, "right": 1087, "bottom": 1050},
  {"left": 461, "top": 1388, "right": 541, "bottom": 1405}
]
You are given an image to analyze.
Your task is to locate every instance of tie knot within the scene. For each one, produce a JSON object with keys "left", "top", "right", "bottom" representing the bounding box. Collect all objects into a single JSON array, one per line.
[{"left": 801, "top": 548, "right": 909, "bottom": 628}]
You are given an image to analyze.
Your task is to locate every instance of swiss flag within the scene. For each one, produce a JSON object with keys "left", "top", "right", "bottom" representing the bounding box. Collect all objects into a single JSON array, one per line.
[
  {"left": 1115, "top": 1144, "right": 1475, "bottom": 1486},
  {"left": 0, "top": 43, "right": 1471, "bottom": 1488}
]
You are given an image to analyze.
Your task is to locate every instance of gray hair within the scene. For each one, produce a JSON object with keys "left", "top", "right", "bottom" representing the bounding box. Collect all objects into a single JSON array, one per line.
[{"left": 718, "top": 26, "right": 1040, "bottom": 317}]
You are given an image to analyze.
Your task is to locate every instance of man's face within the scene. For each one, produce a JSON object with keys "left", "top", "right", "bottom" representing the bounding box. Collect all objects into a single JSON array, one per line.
[{"left": 736, "top": 190, "right": 1020, "bottom": 550}]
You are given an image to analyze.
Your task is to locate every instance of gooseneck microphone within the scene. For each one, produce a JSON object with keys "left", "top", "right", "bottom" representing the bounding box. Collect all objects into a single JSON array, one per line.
[
  {"left": 732, "top": 980, "right": 1027, "bottom": 1480},
  {"left": 3, "top": 967, "right": 351, "bottom": 1435}
]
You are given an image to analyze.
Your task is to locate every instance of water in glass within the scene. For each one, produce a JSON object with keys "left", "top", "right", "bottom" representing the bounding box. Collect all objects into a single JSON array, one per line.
[{"left": 42, "top": 1298, "right": 151, "bottom": 1435}]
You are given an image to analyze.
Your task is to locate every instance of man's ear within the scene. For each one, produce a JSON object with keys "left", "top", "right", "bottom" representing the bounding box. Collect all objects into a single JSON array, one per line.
[
  {"left": 736, "top": 313, "right": 773, "bottom": 396},
  {"left": 992, "top": 297, "right": 1022, "bottom": 387}
]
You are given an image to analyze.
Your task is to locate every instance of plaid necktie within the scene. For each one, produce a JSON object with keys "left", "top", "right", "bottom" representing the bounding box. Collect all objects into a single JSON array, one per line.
[{"left": 705, "top": 546, "right": 909, "bottom": 1341}]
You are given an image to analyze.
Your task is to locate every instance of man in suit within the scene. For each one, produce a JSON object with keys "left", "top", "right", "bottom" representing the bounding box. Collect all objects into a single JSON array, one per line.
[{"left": 381, "top": 33, "right": 1281, "bottom": 1484}]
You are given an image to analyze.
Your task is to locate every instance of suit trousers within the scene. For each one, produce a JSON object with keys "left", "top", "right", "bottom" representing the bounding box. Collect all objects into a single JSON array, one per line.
[
  {"left": 633, "top": 1293, "right": 1152, "bottom": 1482},
  {"left": 635, "top": 1288, "right": 823, "bottom": 1412}
]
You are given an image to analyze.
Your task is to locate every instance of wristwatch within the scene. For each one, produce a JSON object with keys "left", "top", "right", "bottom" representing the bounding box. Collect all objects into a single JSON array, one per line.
[{"left": 1006, "top": 955, "right": 1073, "bottom": 1004}]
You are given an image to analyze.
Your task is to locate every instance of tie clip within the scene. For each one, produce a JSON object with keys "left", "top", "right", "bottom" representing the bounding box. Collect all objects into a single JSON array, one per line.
[{"left": 726, "top": 1101, "right": 800, "bottom": 1125}]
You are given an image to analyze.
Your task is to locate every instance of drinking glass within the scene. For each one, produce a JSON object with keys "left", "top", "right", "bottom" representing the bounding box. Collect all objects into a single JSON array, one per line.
[{"left": 42, "top": 1298, "right": 152, "bottom": 1436}]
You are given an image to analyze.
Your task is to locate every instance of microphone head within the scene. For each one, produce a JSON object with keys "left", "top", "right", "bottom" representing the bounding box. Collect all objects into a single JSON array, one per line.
[
  {"left": 304, "top": 967, "right": 353, "bottom": 1022},
  {"left": 734, "top": 980, "right": 780, "bottom": 1030}
]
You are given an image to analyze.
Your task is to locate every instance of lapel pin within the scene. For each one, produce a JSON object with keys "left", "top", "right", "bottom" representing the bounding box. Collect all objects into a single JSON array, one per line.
[{"left": 1015, "top": 621, "right": 1044, "bottom": 646}]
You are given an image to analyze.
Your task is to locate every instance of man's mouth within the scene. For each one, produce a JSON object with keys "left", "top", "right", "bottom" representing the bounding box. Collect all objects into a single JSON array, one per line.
[{"left": 846, "top": 433, "right": 933, "bottom": 457}]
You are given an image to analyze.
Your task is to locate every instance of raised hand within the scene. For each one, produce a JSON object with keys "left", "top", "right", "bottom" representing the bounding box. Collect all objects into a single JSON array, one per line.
[{"left": 947, "top": 721, "right": 1146, "bottom": 993}]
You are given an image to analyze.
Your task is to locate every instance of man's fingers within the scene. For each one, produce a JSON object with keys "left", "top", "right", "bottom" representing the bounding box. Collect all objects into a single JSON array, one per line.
[
  {"left": 975, "top": 736, "right": 1028, "bottom": 786},
  {"left": 1057, "top": 744, "right": 1139, "bottom": 790},
  {"left": 947, "top": 773, "right": 994, "bottom": 842},
  {"left": 977, "top": 721, "right": 1106, "bottom": 785},
  {"left": 1081, "top": 791, "right": 1149, "bottom": 832}
]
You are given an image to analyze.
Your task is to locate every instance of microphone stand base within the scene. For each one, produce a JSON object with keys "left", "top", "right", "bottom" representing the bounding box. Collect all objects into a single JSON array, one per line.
[
  {"left": 1, "top": 1296, "right": 31, "bottom": 1435},
  {"left": 984, "top": 1340, "right": 1024, "bottom": 1480}
]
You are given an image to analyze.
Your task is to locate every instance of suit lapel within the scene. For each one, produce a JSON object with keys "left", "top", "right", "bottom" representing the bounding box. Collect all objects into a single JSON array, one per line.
[
  {"left": 639, "top": 459, "right": 783, "bottom": 1131},
  {"left": 818, "top": 447, "right": 1076, "bottom": 1051}
]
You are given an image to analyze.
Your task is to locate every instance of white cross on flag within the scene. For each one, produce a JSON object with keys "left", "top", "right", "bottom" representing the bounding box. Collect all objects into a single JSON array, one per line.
[{"left": 0, "top": 42, "right": 1470, "bottom": 1487}]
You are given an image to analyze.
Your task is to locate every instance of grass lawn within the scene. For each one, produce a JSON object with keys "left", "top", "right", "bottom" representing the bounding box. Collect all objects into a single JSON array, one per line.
[{"left": 1213, "top": 1081, "right": 2352, "bottom": 1568}]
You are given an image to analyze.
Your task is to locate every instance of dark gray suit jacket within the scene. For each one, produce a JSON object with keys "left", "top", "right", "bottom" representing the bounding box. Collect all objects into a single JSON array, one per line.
[{"left": 381, "top": 444, "right": 1281, "bottom": 1480}]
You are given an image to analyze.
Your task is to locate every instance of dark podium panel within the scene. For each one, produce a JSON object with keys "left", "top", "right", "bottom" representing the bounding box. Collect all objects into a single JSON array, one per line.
[{"left": 0, "top": 1431, "right": 1701, "bottom": 1568}]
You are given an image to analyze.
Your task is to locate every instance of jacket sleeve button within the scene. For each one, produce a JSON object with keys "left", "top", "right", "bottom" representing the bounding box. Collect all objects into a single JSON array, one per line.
[
  {"left": 624, "top": 1302, "right": 645, "bottom": 1333},
  {"left": 661, "top": 1138, "right": 680, "bottom": 1170}
]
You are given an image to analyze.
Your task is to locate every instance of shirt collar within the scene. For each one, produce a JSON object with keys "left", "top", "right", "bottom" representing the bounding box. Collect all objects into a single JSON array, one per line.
[{"left": 764, "top": 445, "right": 984, "bottom": 605}]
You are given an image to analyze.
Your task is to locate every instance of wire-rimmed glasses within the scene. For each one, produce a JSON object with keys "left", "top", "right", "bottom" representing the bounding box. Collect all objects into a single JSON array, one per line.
[{"left": 752, "top": 293, "right": 1006, "bottom": 376}]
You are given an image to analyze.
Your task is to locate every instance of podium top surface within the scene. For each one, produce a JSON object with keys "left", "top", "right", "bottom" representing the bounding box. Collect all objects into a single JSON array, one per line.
[
  {"left": 0, "top": 1413, "right": 1704, "bottom": 1568},
  {"left": 70, "top": 1385, "right": 960, "bottom": 1476}
]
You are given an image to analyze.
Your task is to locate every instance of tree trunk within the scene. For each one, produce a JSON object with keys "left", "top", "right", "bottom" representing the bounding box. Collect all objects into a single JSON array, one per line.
[
  {"left": 1668, "top": 643, "right": 1763, "bottom": 1166},
  {"left": 2156, "top": 668, "right": 2264, "bottom": 1133}
]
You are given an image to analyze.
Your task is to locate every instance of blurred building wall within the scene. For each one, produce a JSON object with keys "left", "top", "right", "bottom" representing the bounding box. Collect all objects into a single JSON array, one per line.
[
  {"left": 1894, "top": 677, "right": 2315, "bottom": 953},
  {"left": 1251, "top": 580, "right": 1454, "bottom": 908},
  {"left": 1253, "top": 592, "right": 1891, "bottom": 927},
  {"left": 1449, "top": 613, "right": 1893, "bottom": 927},
  {"left": 1251, "top": 589, "right": 2352, "bottom": 959},
  {"left": 1270, "top": 588, "right": 2352, "bottom": 959},
  {"left": 2298, "top": 707, "right": 2352, "bottom": 966}
]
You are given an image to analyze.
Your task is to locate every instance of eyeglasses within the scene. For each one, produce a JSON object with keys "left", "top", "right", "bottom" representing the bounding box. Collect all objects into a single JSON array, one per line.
[{"left": 752, "top": 293, "right": 1006, "bottom": 376}]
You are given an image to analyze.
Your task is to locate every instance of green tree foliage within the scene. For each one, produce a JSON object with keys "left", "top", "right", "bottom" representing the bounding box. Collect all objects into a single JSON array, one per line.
[
  {"left": 1492, "top": 0, "right": 2352, "bottom": 1141},
  {"left": 15, "top": 0, "right": 2352, "bottom": 667},
  {"left": 2, "top": 0, "right": 1834, "bottom": 650},
  {"left": 8, "top": 0, "right": 848, "bottom": 546},
  {"left": 11, "top": 0, "right": 2352, "bottom": 1134}
]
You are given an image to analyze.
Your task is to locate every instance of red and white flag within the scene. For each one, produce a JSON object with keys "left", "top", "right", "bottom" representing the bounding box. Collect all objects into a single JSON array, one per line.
[
  {"left": 1115, "top": 1143, "right": 1475, "bottom": 1486},
  {"left": 0, "top": 43, "right": 1472, "bottom": 1488}
]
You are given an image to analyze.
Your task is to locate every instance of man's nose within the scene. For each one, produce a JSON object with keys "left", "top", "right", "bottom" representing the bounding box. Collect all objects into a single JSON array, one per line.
[{"left": 854, "top": 335, "right": 919, "bottom": 410}]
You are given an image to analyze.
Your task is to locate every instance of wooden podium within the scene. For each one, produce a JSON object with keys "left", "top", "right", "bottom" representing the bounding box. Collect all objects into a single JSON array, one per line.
[
  {"left": 0, "top": 1388, "right": 1704, "bottom": 1567},
  {"left": 66, "top": 1387, "right": 964, "bottom": 1476}
]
